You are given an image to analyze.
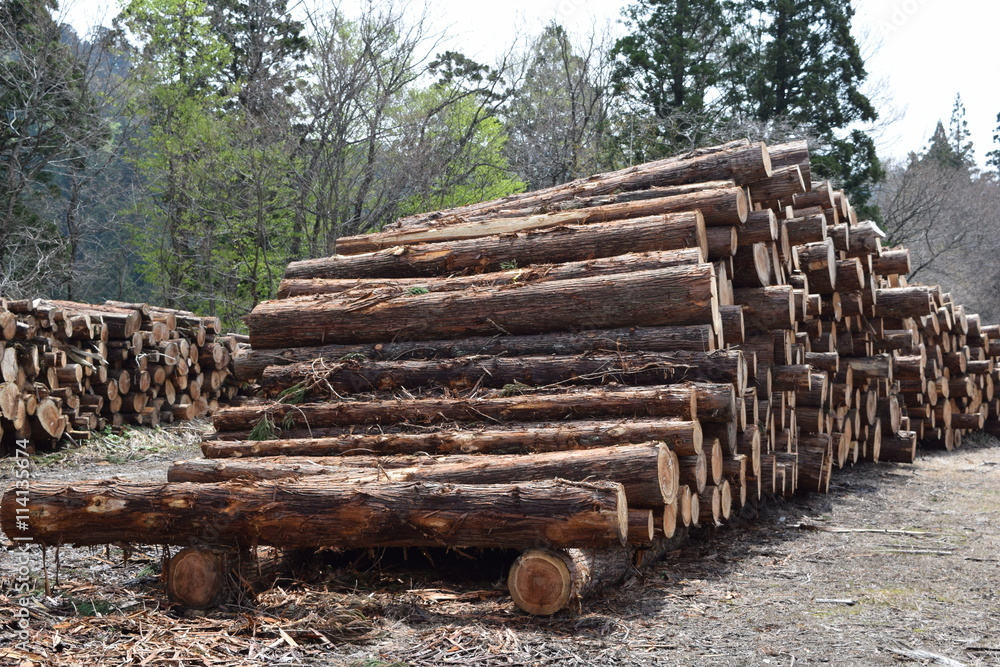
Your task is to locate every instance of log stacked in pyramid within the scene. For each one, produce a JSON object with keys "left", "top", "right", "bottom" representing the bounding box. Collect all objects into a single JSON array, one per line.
[
  {"left": 0, "top": 299, "right": 242, "bottom": 451},
  {"left": 5, "top": 139, "right": 1000, "bottom": 615}
]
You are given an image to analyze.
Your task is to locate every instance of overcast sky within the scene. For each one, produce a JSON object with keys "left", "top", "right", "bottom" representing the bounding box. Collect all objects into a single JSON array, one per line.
[{"left": 61, "top": 0, "right": 1000, "bottom": 167}]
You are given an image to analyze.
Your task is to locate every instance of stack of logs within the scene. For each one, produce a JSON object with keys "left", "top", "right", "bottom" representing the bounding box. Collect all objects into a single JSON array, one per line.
[
  {"left": 0, "top": 299, "right": 242, "bottom": 451},
  {"left": 5, "top": 140, "right": 1000, "bottom": 615}
]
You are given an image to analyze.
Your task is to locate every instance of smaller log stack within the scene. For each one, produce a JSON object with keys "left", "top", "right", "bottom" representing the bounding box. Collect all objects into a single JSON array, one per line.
[
  {"left": 0, "top": 299, "right": 243, "bottom": 451},
  {"left": 6, "top": 139, "right": 1000, "bottom": 617}
]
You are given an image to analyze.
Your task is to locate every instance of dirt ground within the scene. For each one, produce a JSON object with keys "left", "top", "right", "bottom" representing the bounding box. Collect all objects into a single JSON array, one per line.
[{"left": 2, "top": 424, "right": 1000, "bottom": 666}]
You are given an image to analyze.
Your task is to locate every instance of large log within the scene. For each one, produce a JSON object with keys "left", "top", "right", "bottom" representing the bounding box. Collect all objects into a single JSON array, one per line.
[
  {"left": 233, "top": 324, "right": 718, "bottom": 381},
  {"left": 277, "top": 248, "right": 705, "bottom": 298},
  {"left": 212, "top": 386, "right": 701, "bottom": 432},
  {"left": 733, "top": 286, "right": 795, "bottom": 331},
  {"left": 250, "top": 264, "right": 722, "bottom": 348},
  {"left": 874, "top": 287, "right": 934, "bottom": 319},
  {"left": 201, "top": 419, "right": 704, "bottom": 458},
  {"left": 335, "top": 187, "right": 748, "bottom": 254},
  {"left": 387, "top": 140, "right": 771, "bottom": 230},
  {"left": 257, "top": 350, "right": 747, "bottom": 398},
  {"left": 1, "top": 479, "right": 628, "bottom": 549},
  {"left": 285, "top": 212, "right": 708, "bottom": 280},
  {"left": 768, "top": 140, "right": 811, "bottom": 189},
  {"left": 746, "top": 165, "right": 806, "bottom": 202},
  {"left": 170, "top": 442, "right": 678, "bottom": 508}
]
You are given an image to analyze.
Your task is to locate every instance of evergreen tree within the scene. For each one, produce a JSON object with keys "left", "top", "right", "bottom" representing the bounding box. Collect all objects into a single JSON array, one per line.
[
  {"left": 612, "top": 0, "right": 883, "bottom": 216},
  {"left": 610, "top": 0, "right": 735, "bottom": 155},
  {"left": 734, "top": 0, "right": 882, "bottom": 217}
]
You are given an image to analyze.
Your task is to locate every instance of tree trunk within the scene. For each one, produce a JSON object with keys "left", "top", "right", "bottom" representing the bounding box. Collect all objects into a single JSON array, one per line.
[
  {"left": 169, "top": 442, "right": 678, "bottom": 509},
  {"left": 335, "top": 187, "right": 748, "bottom": 254},
  {"left": 733, "top": 286, "right": 795, "bottom": 331},
  {"left": 508, "top": 545, "right": 634, "bottom": 615},
  {"left": 277, "top": 248, "right": 705, "bottom": 298},
  {"left": 200, "top": 419, "right": 704, "bottom": 458},
  {"left": 233, "top": 324, "right": 718, "bottom": 381},
  {"left": 212, "top": 386, "right": 701, "bottom": 432},
  {"left": 257, "top": 351, "right": 747, "bottom": 398},
  {"left": 285, "top": 213, "right": 708, "bottom": 280},
  {"left": 767, "top": 140, "right": 811, "bottom": 189},
  {"left": 250, "top": 265, "right": 722, "bottom": 348},
  {"left": 737, "top": 209, "right": 778, "bottom": 245},
  {"left": 746, "top": 165, "right": 806, "bottom": 202},
  {"left": 1, "top": 479, "right": 628, "bottom": 550},
  {"left": 874, "top": 287, "right": 934, "bottom": 319},
  {"left": 387, "top": 140, "right": 770, "bottom": 230}
]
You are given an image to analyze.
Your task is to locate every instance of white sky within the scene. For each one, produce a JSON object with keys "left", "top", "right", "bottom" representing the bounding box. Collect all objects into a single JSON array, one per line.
[{"left": 60, "top": 0, "right": 1000, "bottom": 166}]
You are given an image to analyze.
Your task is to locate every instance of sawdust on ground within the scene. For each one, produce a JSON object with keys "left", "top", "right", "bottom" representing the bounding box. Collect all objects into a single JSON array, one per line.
[{"left": 1, "top": 426, "right": 999, "bottom": 666}]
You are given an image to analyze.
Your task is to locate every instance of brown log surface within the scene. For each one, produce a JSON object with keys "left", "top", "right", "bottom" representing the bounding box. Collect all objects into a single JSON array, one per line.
[{"left": 1, "top": 479, "right": 628, "bottom": 549}]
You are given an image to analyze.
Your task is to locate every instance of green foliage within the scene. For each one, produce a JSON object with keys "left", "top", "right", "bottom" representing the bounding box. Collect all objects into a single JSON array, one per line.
[
  {"left": 730, "top": 0, "right": 883, "bottom": 216},
  {"left": 396, "top": 86, "right": 524, "bottom": 217},
  {"left": 277, "top": 382, "right": 308, "bottom": 405},
  {"left": 925, "top": 95, "right": 975, "bottom": 171},
  {"left": 613, "top": 0, "right": 883, "bottom": 214},
  {"left": 612, "top": 0, "right": 734, "bottom": 135},
  {"left": 407, "top": 286, "right": 430, "bottom": 295},
  {"left": 116, "top": 0, "right": 306, "bottom": 327},
  {"left": 248, "top": 414, "right": 277, "bottom": 441}
]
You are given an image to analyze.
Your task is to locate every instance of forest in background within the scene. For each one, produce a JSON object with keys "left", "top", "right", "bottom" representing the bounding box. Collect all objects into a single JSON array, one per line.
[{"left": 3, "top": 0, "right": 999, "bottom": 329}]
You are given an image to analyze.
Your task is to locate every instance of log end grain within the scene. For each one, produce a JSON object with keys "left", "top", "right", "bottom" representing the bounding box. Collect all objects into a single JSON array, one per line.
[
  {"left": 166, "top": 548, "right": 226, "bottom": 609},
  {"left": 508, "top": 549, "right": 574, "bottom": 615}
]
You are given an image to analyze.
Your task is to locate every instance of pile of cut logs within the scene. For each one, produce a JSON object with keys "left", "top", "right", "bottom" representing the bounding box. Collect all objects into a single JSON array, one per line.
[
  {"left": 0, "top": 299, "right": 242, "bottom": 451},
  {"left": 5, "top": 140, "right": 1000, "bottom": 615}
]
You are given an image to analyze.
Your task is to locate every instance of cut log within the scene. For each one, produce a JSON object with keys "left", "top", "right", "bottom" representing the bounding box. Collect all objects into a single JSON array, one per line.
[
  {"left": 335, "top": 187, "right": 748, "bottom": 254},
  {"left": 880, "top": 430, "right": 917, "bottom": 463},
  {"left": 628, "top": 509, "right": 655, "bottom": 545},
  {"left": 212, "top": 386, "right": 700, "bottom": 432},
  {"left": 706, "top": 226, "right": 738, "bottom": 259},
  {"left": 697, "top": 485, "right": 722, "bottom": 527},
  {"left": 258, "top": 351, "right": 747, "bottom": 399},
  {"left": 285, "top": 212, "right": 708, "bottom": 280},
  {"left": 768, "top": 140, "right": 811, "bottom": 188},
  {"left": 737, "top": 209, "right": 779, "bottom": 245},
  {"left": 874, "top": 287, "right": 934, "bottom": 319},
  {"left": 388, "top": 140, "right": 771, "bottom": 230},
  {"left": 872, "top": 249, "right": 911, "bottom": 276},
  {"left": 508, "top": 546, "right": 634, "bottom": 615},
  {"left": 234, "top": 324, "right": 718, "bottom": 381},
  {"left": 731, "top": 243, "right": 772, "bottom": 288},
  {"left": 250, "top": 265, "right": 722, "bottom": 348},
  {"left": 166, "top": 548, "right": 225, "bottom": 609},
  {"left": 783, "top": 213, "right": 828, "bottom": 246},
  {"left": 278, "top": 248, "right": 705, "bottom": 298},
  {"left": 746, "top": 165, "right": 806, "bottom": 202},
  {"left": 200, "top": 419, "right": 704, "bottom": 458},
  {"left": 733, "top": 286, "right": 795, "bottom": 331},
  {"left": 170, "top": 442, "right": 679, "bottom": 508},
  {"left": 1, "top": 479, "right": 628, "bottom": 550}
]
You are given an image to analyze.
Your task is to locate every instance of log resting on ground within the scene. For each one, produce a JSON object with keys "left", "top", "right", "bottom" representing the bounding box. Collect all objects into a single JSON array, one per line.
[{"left": 0, "top": 479, "right": 628, "bottom": 550}]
